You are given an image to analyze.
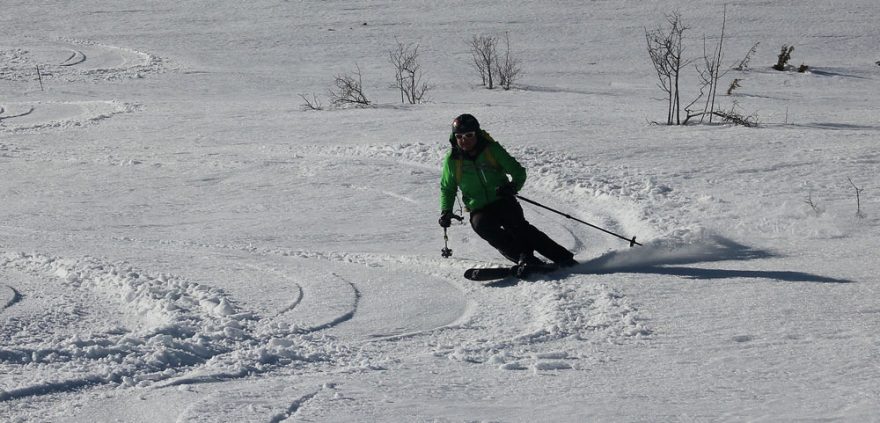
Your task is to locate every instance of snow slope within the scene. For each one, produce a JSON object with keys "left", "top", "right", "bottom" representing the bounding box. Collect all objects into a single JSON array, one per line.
[{"left": 2, "top": 0, "right": 879, "bottom": 421}]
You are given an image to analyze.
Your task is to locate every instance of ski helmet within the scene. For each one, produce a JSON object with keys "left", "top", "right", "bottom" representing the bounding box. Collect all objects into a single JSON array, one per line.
[{"left": 452, "top": 114, "right": 480, "bottom": 134}]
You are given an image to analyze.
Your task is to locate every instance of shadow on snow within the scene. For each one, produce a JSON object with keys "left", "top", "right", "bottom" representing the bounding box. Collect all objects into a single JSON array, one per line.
[{"left": 576, "top": 236, "right": 852, "bottom": 284}]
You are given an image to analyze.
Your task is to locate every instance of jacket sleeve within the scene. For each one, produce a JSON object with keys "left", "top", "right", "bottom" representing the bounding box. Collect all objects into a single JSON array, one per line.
[
  {"left": 490, "top": 142, "right": 527, "bottom": 191},
  {"left": 439, "top": 153, "right": 458, "bottom": 212}
]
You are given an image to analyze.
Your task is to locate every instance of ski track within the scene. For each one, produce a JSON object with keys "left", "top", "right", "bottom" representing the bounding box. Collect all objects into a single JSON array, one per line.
[
  {"left": 1, "top": 38, "right": 168, "bottom": 83},
  {"left": 0, "top": 251, "right": 346, "bottom": 401},
  {"left": 0, "top": 142, "right": 686, "bottom": 401},
  {"left": 1, "top": 284, "right": 21, "bottom": 311},
  {"left": 322, "top": 274, "right": 360, "bottom": 330},
  {"left": 436, "top": 277, "right": 651, "bottom": 372},
  {"left": 59, "top": 49, "right": 86, "bottom": 67},
  {"left": 271, "top": 386, "right": 324, "bottom": 423},
  {"left": 104, "top": 234, "right": 654, "bottom": 370},
  {"left": 1, "top": 38, "right": 165, "bottom": 133},
  {"left": 0, "top": 100, "right": 140, "bottom": 132},
  {"left": 108, "top": 236, "right": 479, "bottom": 343},
  {"left": 340, "top": 183, "right": 420, "bottom": 205},
  {"left": 238, "top": 261, "right": 360, "bottom": 333},
  {"left": 242, "top": 264, "right": 304, "bottom": 317},
  {"left": 0, "top": 240, "right": 473, "bottom": 401},
  {"left": 175, "top": 382, "right": 330, "bottom": 423}
]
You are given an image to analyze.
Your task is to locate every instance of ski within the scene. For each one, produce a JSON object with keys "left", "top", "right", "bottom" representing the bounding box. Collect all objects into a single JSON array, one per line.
[
  {"left": 463, "top": 263, "right": 559, "bottom": 282},
  {"left": 463, "top": 266, "right": 515, "bottom": 281}
]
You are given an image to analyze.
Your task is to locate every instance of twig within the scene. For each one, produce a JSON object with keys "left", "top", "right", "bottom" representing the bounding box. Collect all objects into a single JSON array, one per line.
[
  {"left": 299, "top": 93, "right": 323, "bottom": 110},
  {"left": 804, "top": 190, "right": 822, "bottom": 215},
  {"left": 734, "top": 42, "right": 759, "bottom": 71},
  {"left": 847, "top": 177, "right": 865, "bottom": 218},
  {"left": 36, "top": 65, "right": 44, "bottom": 91}
]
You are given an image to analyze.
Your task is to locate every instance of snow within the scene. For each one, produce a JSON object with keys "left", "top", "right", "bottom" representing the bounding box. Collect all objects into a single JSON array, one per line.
[{"left": 2, "top": 0, "right": 879, "bottom": 421}]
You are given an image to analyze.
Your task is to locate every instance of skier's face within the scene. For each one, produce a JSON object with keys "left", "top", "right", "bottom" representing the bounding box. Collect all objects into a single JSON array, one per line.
[{"left": 455, "top": 131, "right": 477, "bottom": 152}]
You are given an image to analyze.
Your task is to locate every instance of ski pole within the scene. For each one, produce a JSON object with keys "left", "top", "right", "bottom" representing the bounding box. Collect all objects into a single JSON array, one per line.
[
  {"left": 441, "top": 214, "right": 464, "bottom": 258},
  {"left": 516, "top": 195, "right": 642, "bottom": 247},
  {"left": 442, "top": 228, "right": 453, "bottom": 257}
]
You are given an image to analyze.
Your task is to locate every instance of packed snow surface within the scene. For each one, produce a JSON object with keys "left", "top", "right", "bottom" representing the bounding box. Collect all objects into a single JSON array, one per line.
[{"left": 2, "top": 0, "right": 879, "bottom": 421}]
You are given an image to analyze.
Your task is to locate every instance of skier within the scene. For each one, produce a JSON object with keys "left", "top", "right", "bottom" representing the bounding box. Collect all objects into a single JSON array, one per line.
[{"left": 439, "top": 114, "right": 577, "bottom": 274}]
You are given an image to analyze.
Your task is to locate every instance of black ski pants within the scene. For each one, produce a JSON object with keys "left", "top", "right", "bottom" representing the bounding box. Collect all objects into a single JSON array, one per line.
[{"left": 470, "top": 197, "right": 573, "bottom": 265}]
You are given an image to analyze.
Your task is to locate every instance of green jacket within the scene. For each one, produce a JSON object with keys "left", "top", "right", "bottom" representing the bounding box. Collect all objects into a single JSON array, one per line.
[{"left": 440, "top": 130, "right": 526, "bottom": 212}]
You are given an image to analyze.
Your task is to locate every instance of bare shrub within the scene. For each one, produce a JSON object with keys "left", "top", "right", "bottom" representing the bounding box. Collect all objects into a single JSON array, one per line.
[
  {"left": 648, "top": 7, "right": 757, "bottom": 127},
  {"left": 470, "top": 34, "right": 498, "bottom": 89},
  {"left": 496, "top": 32, "right": 522, "bottom": 90},
  {"left": 695, "top": 5, "right": 729, "bottom": 123},
  {"left": 645, "top": 11, "right": 690, "bottom": 125},
  {"left": 726, "top": 78, "right": 742, "bottom": 95},
  {"left": 330, "top": 64, "right": 371, "bottom": 106},
  {"left": 773, "top": 44, "right": 794, "bottom": 71},
  {"left": 388, "top": 38, "right": 431, "bottom": 104}
]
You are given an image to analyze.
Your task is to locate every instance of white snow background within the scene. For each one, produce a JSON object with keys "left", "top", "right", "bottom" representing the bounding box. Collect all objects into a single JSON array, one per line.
[{"left": 2, "top": 0, "right": 879, "bottom": 421}]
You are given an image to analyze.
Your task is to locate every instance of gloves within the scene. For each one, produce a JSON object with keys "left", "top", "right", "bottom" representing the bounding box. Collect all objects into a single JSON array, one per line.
[
  {"left": 496, "top": 181, "right": 517, "bottom": 198},
  {"left": 440, "top": 211, "right": 464, "bottom": 227},
  {"left": 439, "top": 211, "right": 453, "bottom": 228}
]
